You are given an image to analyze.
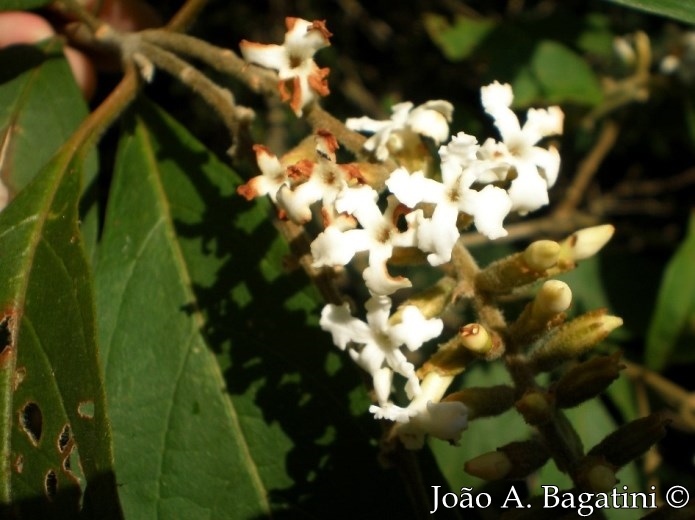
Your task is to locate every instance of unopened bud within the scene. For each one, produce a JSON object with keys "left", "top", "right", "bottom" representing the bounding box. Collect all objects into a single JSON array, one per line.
[
  {"left": 560, "top": 225, "right": 615, "bottom": 262},
  {"left": 574, "top": 456, "right": 618, "bottom": 493},
  {"left": 553, "top": 352, "right": 624, "bottom": 409},
  {"left": 468, "top": 439, "right": 551, "bottom": 482},
  {"left": 476, "top": 241, "right": 559, "bottom": 294},
  {"left": 589, "top": 412, "right": 669, "bottom": 468},
  {"left": 523, "top": 240, "right": 561, "bottom": 271},
  {"left": 510, "top": 280, "right": 571, "bottom": 347},
  {"left": 535, "top": 280, "right": 572, "bottom": 315},
  {"left": 459, "top": 323, "right": 492, "bottom": 354},
  {"left": 515, "top": 390, "right": 553, "bottom": 426},
  {"left": 529, "top": 310, "right": 623, "bottom": 373},
  {"left": 465, "top": 450, "right": 512, "bottom": 480},
  {"left": 443, "top": 385, "right": 515, "bottom": 420}
]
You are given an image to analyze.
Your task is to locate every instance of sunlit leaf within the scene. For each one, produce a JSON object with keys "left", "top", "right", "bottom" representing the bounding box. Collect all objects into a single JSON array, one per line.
[
  {"left": 603, "top": 0, "right": 695, "bottom": 24},
  {"left": 0, "top": 133, "right": 121, "bottom": 517},
  {"left": 0, "top": 40, "right": 99, "bottom": 259},
  {"left": 97, "top": 101, "right": 421, "bottom": 518},
  {"left": 645, "top": 212, "right": 695, "bottom": 371}
]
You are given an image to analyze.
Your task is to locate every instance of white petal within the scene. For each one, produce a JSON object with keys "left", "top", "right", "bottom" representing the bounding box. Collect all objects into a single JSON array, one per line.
[
  {"left": 408, "top": 102, "right": 453, "bottom": 144},
  {"left": 480, "top": 81, "right": 521, "bottom": 144},
  {"left": 345, "top": 116, "right": 391, "bottom": 135},
  {"left": 470, "top": 185, "right": 512, "bottom": 239},
  {"left": 529, "top": 145, "right": 561, "bottom": 188},
  {"left": 239, "top": 41, "right": 289, "bottom": 71},
  {"left": 508, "top": 161, "right": 550, "bottom": 213},
  {"left": 319, "top": 303, "right": 372, "bottom": 349},
  {"left": 389, "top": 306, "right": 443, "bottom": 351},
  {"left": 413, "top": 203, "right": 460, "bottom": 266},
  {"left": 335, "top": 186, "right": 382, "bottom": 229},
  {"left": 405, "top": 374, "right": 422, "bottom": 400},
  {"left": 373, "top": 367, "right": 393, "bottom": 405},
  {"left": 422, "top": 401, "right": 468, "bottom": 444},
  {"left": 522, "top": 106, "right": 564, "bottom": 143},
  {"left": 369, "top": 403, "right": 413, "bottom": 423},
  {"left": 363, "top": 243, "right": 411, "bottom": 296},
  {"left": 311, "top": 227, "right": 365, "bottom": 267},
  {"left": 365, "top": 295, "right": 392, "bottom": 332},
  {"left": 386, "top": 168, "right": 443, "bottom": 207},
  {"left": 349, "top": 343, "right": 385, "bottom": 375}
]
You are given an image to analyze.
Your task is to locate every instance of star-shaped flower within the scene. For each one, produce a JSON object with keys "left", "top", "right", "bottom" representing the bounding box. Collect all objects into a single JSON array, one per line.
[
  {"left": 311, "top": 186, "right": 417, "bottom": 295},
  {"left": 240, "top": 18, "right": 332, "bottom": 115},
  {"left": 320, "top": 296, "right": 443, "bottom": 405},
  {"left": 346, "top": 100, "right": 453, "bottom": 161},
  {"left": 480, "top": 81, "right": 563, "bottom": 214},
  {"left": 386, "top": 132, "right": 511, "bottom": 265},
  {"left": 236, "top": 144, "right": 289, "bottom": 204}
]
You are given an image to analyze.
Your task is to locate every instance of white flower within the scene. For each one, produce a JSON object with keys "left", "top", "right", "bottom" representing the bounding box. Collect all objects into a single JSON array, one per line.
[
  {"left": 319, "top": 296, "right": 443, "bottom": 405},
  {"left": 396, "top": 401, "right": 468, "bottom": 450},
  {"left": 276, "top": 131, "right": 365, "bottom": 225},
  {"left": 480, "top": 81, "right": 563, "bottom": 214},
  {"left": 240, "top": 18, "right": 332, "bottom": 115},
  {"left": 236, "top": 144, "right": 289, "bottom": 203},
  {"left": 347, "top": 100, "right": 453, "bottom": 161},
  {"left": 311, "top": 186, "right": 418, "bottom": 295},
  {"left": 386, "top": 133, "right": 511, "bottom": 264}
]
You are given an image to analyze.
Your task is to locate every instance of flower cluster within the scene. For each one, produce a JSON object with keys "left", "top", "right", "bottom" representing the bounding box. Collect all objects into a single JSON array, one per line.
[{"left": 239, "top": 19, "right": 564, "bottom": 449}]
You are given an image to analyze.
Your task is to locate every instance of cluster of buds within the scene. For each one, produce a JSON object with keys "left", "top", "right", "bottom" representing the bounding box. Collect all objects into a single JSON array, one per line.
[{"left": 236, "top": 17, "right": 647, "bottom": 478}]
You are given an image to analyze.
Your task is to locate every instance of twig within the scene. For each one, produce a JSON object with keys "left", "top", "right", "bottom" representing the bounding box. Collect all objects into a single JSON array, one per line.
[
  {"left": 554, "top": 120, "right": 620, "bottom": 217},
  {"left": 165, "top": 0, "right": 210, "bottom": 32}
]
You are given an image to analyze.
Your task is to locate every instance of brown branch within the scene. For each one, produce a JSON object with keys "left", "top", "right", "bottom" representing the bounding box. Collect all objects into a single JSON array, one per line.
[
  {"left": 165, "top": 0, "right": 210, "bottom": 32},
  {"left": 554, "top": 120, "right": 620, "bottom": 217}
]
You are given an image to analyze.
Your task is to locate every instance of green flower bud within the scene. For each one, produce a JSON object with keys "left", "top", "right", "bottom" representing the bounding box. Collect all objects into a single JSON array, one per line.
[
  {"left": 466, "top": 439, "right": 551, "bottom": 481},
  {"left": 509, "top": 280, "right": 571, "bottom": 347},
  {"left": 515, "top": 390, "right": 553, "bottom": 426},
  {"left": 588, "top": 412, "right": 670, "bottom": 468},
  {"left": 553, "top": 352, "right": 624, "bottom": 409},
  {"left": 476, "top": 240, "right": 560, "bottom": 294},
  {"left": 529, "top": 310, "right": 623, "bottom": 373},
  {"left": 443, "top": 385, "right": 515, "bottom": 420}
]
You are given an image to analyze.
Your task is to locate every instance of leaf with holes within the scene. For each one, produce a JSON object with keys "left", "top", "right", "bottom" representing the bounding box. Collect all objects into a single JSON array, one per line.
[
  {"left": 97, "top": 101, "right": 426, "bottom": 519},
  {"left": 0, "top": 138, "right": 121, "bottom": 516}
]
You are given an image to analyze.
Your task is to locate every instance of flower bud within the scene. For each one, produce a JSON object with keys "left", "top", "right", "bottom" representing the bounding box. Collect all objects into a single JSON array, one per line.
[
  {"left": 466, "top": 439, "right": 550, "bottom": 481},
  {"left": 529, "top": 310, "right": 623, "bottom": 373},
  {"left": 523, "top": 240, "right": 561, "bottom": 271},
  {"left": 509, "top": 280, "right": 571, "bottom": 346},
  {"left": 443, "top": 385, "right": 515, "bottom": 420},
  {"left": 476, "top": 240, "right": 560, "bottom": 294},
  {"left": 515, "top": 390, "right": 553, "bottom": 426},
  {"left": 586, "top": 462, "right": 617, "bottom": 492},
  {"left": 560, "top": 225, "right": 615, "bottom": 262},
  {"left": 465, "top": 451, "right": 512, "bottom": 480},
  {"left": 588, "top": 412, "right": 670, "bottom": 468},
  {"left": 553, "top": 352, "right": 624, "bottom": 409},
  {"left": 459, "top": 323, "right": 492, "bottom": 354}
]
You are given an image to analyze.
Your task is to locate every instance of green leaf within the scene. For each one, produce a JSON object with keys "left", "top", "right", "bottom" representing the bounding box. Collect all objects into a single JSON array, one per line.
[
  {"left": 603, "top": 0, "right": 695, "bottom": 25},
  {"left": 645, "top": 212, "right": 695, "bottom": 371},
  {"left": 531, "top": 41, "right": 603, "bottom": 106},
  {"left": 423, "top": 13, "right": 496, "bottom": 61},
  {"left": 0, "top": 0, "right": 52, "bottom": 9},
  {"left": 0, "top": 40, "right": 94, "bottom": 201},
  {"left": 98, "top": 101, "right": 420, "bottom": 518},
  {"left": 0, "top": 40, "right": 99, "bottom": 260},
  {"left": 0, "top": 136, "right": 121, "bottom": 515}
]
